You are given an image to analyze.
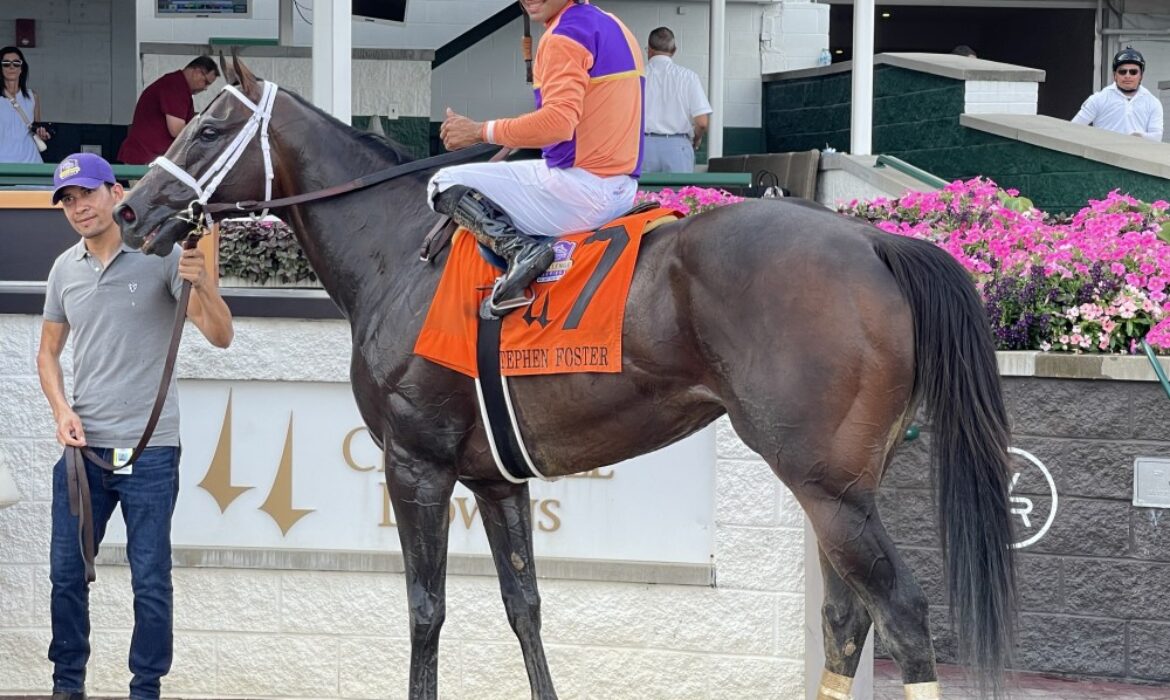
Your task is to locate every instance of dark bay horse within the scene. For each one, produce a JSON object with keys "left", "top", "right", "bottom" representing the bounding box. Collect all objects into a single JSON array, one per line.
[{"left": 116, "top": 57, "right": 1016, "bottom": 699}]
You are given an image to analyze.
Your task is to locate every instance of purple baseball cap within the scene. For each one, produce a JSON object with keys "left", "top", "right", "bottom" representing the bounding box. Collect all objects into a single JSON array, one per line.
[{"left": 52, "top": 153, "right": 117, "bottom": 204}]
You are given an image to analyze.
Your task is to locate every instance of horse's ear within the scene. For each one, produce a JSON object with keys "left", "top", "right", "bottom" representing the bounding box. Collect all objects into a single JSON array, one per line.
[
  {"left": 230, "top": 49, "right": 260, "bottom": 99},
  {"left": 217, "top": 52, "right": 235, "bottom": 84}
]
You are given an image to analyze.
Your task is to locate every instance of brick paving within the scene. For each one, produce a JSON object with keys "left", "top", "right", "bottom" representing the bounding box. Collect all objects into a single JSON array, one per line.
[{"left": 874, "top": 659, "right": 1170, "bottom": 699}]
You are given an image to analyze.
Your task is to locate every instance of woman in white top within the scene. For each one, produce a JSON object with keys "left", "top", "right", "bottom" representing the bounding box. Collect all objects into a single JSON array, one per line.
[{"left": 1, "top": 46, "right": 51, "bottom": 164}]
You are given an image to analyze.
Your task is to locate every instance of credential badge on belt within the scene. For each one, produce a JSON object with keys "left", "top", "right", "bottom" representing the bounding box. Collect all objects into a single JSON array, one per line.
[{"left": 112, "top": 448, "right": 133, "bottom": 474}]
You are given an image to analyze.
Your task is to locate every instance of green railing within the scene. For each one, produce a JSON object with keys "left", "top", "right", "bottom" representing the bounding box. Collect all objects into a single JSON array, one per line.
[
  {"left": 874, "top": 154, "right": 949, "bottom": 189},
  {"left": 0, "top": 163, "right": 148, "bottom": 187},
  {"left": 1142, "top": 340, "right": 1170, "bottom": 402},
  {"left": 0, "top": 162, "right": 749, "bottom": 192},
  {"left": 637, "top": 171, "right": 753, "bottom": 191}
]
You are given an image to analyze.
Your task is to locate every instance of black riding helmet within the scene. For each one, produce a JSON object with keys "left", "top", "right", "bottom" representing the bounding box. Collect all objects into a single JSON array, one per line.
[{"left": 1113, "top": 47, "right": 1145, "bottom": 72}]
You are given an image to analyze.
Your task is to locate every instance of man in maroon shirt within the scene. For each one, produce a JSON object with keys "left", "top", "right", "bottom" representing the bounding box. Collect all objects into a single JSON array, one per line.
[{"left": 117, "top": 56, "right": 218, "bottom": 165}]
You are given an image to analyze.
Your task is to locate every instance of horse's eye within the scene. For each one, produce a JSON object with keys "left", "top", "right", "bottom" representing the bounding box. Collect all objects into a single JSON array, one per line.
[{"left": 198, "top": 126, "right": 219, "bottom": 142}]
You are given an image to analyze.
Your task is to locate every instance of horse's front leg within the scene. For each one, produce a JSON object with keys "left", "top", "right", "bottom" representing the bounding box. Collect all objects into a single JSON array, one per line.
[
  {"left": 385, "top": 451, "right": 457, "bottom": 700},
  {"left": 465, "top": 478, "right": 558, "bottom": 700}
]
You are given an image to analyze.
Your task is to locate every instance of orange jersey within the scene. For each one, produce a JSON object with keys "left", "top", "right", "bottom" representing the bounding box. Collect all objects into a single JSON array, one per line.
[{"left": 486, "top": 2, "right": 645, "bottom": 178}]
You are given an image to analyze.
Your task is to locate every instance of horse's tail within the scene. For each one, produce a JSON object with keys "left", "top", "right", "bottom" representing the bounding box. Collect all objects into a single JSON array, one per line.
[{"left": 871, "top": 231, "right": 1017, "bottom": 695}]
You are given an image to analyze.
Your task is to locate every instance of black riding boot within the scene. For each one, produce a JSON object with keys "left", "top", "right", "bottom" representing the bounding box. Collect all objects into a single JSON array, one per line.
[{"left": 434, "top": 185, "right": 555, "bottom": 314}]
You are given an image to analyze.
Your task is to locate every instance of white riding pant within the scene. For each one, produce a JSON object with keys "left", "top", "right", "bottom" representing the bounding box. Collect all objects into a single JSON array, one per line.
[{"left": 427, "top": 159, "right": 638, "bottom": 238}]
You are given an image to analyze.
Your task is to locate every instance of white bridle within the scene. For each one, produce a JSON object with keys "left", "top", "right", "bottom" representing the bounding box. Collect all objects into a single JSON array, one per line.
[{"left": 150, "top": 80, "right": 279, "bottom": 224}]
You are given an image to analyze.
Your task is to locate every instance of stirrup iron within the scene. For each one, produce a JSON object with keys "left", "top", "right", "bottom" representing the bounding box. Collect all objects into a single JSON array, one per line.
[{"left": 479, "top": 277, "right": 537, "bottom": 319}]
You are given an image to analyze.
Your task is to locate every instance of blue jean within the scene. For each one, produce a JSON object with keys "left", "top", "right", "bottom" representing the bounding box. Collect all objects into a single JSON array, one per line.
[{"left": 49, "top": 446, "right": 180, "bottom": 700}]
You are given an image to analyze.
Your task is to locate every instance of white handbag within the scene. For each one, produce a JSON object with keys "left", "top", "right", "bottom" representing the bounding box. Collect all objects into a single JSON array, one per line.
[
  {"left": 0, "top": 458, "right": 19, "bottom": 510},
  {"left": 7, "top": 94, "right": 47, "bottom": 153}
]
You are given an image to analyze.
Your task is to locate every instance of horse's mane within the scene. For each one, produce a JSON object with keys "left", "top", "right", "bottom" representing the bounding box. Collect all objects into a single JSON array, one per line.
[{"left": 281, "top": 86, "right": 416, "bottom": 165}]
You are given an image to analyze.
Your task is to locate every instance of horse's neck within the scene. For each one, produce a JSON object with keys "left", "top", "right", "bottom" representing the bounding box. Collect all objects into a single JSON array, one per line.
[{"left": 272, "top": 129, "right": 430, "bottom": 316}]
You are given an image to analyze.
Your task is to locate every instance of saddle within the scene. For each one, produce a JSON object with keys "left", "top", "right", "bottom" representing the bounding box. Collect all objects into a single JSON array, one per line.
[{"left": 414, "top": 202, "right": 680, "bottom": 379}]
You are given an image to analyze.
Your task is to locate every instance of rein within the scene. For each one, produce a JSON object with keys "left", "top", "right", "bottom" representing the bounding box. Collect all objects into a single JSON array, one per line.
[
  {"left": 148, "top": 79, "right": 512, "bottom": 260},
  {"left": 201, "top": 142, "right": 505, "bottom": 215},
  {"left": 66, "top": 235, "right": 199, "bottom": 583}
]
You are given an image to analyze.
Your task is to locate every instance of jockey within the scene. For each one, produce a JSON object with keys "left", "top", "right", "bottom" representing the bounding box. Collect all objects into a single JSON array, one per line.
[{"left": 429, "top": 0, "right": 645, "bottom": 314}]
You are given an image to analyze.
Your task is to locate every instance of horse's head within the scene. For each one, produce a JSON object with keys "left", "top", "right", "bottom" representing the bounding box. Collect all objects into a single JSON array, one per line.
[{"left": 118, "top": 54, "right": 277, "bottom": 255}]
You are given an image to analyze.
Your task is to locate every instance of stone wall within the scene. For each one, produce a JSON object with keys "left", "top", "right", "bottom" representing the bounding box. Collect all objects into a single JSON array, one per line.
[
  {"left": 0, "top": 313, "right": 807, "bottom": 699},
  {"left": 764, "top": 61, "right": 1170, "bottom": 213},
  {"left": 880, "top": 364, "right": 1170, "bottom": 683}
]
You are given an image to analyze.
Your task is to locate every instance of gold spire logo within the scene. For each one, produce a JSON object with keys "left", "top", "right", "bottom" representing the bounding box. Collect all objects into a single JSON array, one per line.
[
  {"left": 197, "top": 390, "right": 253, "bottom": 512},
  {"left": 197, "top": 392, "right": 314, "bottom": 536},
  {"left": 258, "top": 416, "right": 315, "bottom": 535}
]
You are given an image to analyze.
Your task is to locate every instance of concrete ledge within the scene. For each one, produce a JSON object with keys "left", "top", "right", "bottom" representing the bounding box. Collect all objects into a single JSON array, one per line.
[
  {"left": 140, "top": 41, "right": 434, "bottom": 62},
  {"left": 96, "top": 546, "right": 716, "bottom": 586},
  {"left": 997, "top": 351, "right": 1170, "bottom": 382},
  {"left": 764, "top": 52, "right": 1045, "bottom": 83},
  {"left": 960, "top": 113, "right": 1170, "bottom": 180},
  {"left": 819, "top": 153, "right": 940, "bottom": 196}
]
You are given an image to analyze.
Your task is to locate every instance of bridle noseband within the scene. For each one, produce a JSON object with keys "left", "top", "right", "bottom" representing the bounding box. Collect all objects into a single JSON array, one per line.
[{"left": 151, "top": 80, "right": 279, "bottom": 227}]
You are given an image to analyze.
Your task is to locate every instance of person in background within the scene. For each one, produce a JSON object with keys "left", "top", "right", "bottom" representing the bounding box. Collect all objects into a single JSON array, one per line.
[
  {"left": 1, "top": 46, "right": 51, "bottom": 163},
  {"left": 951, "top": 45, "right": 977, "bottom": 58},
  {"left": 37, "top": 153, "right": 233, "bottom": 700},
  {"left": 117, "top": 56, "right": 218, "bottom": 164},
  {"left": 642, "top": 27, "right": 713, "bottom": 173},
  {"left": 1072, "top": 47, "right": 1163, "bottom": 142}
]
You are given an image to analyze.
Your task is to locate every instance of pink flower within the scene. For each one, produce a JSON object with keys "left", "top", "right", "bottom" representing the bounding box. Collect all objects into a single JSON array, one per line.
[{"left": 840, "top": 176, "right": 1170, "bottom": 356}]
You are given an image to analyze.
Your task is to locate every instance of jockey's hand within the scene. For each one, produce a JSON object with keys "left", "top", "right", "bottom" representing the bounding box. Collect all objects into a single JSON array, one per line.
[{"left": 441, "top": 107, "right": 484, "bottom": 151}]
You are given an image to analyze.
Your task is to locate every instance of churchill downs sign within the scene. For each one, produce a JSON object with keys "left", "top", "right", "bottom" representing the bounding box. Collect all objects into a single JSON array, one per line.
[{"left": 102, "top": 380, "right": 716, "bottom": 567}]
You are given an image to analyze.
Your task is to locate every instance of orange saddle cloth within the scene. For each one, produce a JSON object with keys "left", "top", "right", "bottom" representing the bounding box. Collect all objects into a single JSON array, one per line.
[{"left": 414, "top": 207, "right": 680, "bottom": 378}]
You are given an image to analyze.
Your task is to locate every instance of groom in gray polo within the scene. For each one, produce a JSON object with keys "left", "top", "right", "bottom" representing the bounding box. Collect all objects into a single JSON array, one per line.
[{"left": 38, "top": 152, "right": 233, "bottom": 700}]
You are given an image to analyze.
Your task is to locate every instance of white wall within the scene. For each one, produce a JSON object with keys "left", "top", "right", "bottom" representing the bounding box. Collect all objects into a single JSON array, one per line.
[
  {"left": 0, "top": 312, "right": 807, "bottom": 699},
  {"left": 432, "top": 0, "right": 767, "bottom": 129},
  {"left": 964, "top": 80, "right": 1039, "bottom": 115},
  {"left": 0, "top": 0, "right": 135, "bottom": 124}
]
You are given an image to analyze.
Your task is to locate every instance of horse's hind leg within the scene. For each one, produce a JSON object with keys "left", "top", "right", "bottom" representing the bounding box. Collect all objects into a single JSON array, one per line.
[
  {"left": 465, "top": 478, "right": 558, "bottom": 700},
  {"left": 385, "top": 454, "right": 457, "bottom": 700},
  {"left": 807, "top": 494, "right": 940, "bottom": 699},
  {"left": 816, "top": 546, "right": 873, "bottom": 700}
]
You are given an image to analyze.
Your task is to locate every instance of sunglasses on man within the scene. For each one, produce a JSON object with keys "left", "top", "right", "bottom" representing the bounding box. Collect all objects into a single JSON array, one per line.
[
  {"left": 1116, "top": 68, "right": 1141, "bottom": 76},
  {"left": 1, "top": 60, "right": 23, "bottom": 68}
]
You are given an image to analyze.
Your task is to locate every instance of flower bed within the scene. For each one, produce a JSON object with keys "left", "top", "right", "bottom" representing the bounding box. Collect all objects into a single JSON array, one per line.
[
  {"left": 840, "top": 179, "right": 1170, "bottom": 353},
  {"left": 635, "top": 186, "right": 744, "bottom": 216},
  {"left": 218, "top": 217, "right": 317, "bottom": 286}
]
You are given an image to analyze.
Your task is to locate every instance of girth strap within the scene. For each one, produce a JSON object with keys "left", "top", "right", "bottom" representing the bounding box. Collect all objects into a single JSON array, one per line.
[{"left": 474, "top": 313, "right": 547, "bottom": 482}]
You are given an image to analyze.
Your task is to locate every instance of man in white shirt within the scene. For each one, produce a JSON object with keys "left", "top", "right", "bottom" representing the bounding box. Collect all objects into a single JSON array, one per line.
[
  {"left": 1072, "top": 47, "right": 1163, "bottom": 142},
  {"left": 643, "top": 27, "right": 713, "bottom": 173}
]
